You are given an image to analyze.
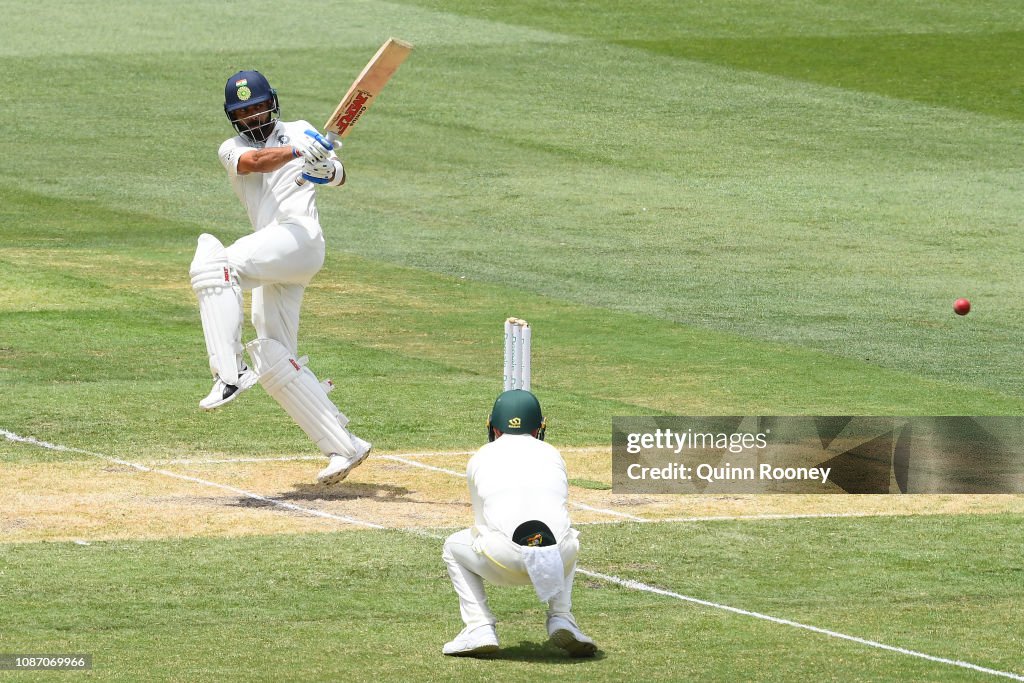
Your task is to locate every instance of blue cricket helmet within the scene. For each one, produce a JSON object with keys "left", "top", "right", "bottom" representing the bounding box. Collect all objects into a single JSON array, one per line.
[{"left": 224, "top": 70, "right": 280, "bottom": 142}]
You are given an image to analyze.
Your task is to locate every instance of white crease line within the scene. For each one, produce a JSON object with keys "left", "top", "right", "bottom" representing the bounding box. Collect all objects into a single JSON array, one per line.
[
  {"left": 135, "top": 456, "right": 969, "bottom": 527},
  {"left": 151, "top": 447, "right": 596, "bottom": 465},
  {"left": 384, "top": 449, "right": 476, "bottom": 458},
  {"left": 380, "top": 455, "right": 466, "bottom": 477},
  {"left": 579, "top": 568, "right": 1024, "bottom": 682},
  {"left": 9, "top": 442, "right": 938, "bottom": 527},
  {"left": 0, "top": 429, "right": 383, "bottom": 530},
  {"left": 376, "top": 446, "right": 602, "bottom": 458},
  {"left": 5, "top": 427, "right": 1023, "bottom": 681},
  {"left": 150, "top": 452, "right": 476, "bottom": 465},
  {"left": 570, "top": 500, "right": 646, "bottom": 521},
  {"left": 54, "top": 447, "right": 642, "bottom": 524},
  {"left": 10, "top": 438, "right": 1009, "bottom": 527},
  {"left": 158, "top": 455, "right": 324, "bottom": 465}
]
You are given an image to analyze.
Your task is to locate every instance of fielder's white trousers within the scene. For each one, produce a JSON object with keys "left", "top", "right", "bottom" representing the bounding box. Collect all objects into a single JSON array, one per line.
[
  {"left": 442, "top": 526, "right": 580, "bottom": 629},
  {"left": 227, "top": 218, "right": 325, "bottom": 355}
]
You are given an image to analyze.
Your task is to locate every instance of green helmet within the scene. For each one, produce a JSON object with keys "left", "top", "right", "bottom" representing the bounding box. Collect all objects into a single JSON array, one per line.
[{"left": 487, "top": 390, "right": 546, "bottom": 441}]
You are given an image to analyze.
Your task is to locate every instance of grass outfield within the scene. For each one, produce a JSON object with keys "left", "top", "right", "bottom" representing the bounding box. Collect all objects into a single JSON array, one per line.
[
  {"left": 2, "top": 518, "right": 1022, "bottom": 681},
  {"left": 2, "top": 0, "right": 1024, "bottom": 680}
]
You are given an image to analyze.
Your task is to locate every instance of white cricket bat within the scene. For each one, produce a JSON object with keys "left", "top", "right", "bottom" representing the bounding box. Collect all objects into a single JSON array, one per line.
[{"left": 296, "top": 37, "right": 413, "bottom": 185}]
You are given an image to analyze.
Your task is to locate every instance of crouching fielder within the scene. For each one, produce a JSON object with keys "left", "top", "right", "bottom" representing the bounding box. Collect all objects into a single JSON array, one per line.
[
  {"left": 189, "top": 69, "right": 370, "bottom": 485},
  {"left": 442, "top": 390, "right": 597, "bottom": 658}
]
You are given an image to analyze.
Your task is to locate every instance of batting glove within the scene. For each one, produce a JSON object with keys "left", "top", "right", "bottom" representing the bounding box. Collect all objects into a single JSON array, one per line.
[
  {"left": 292, "top": 129, "right": 333, "bottom": 163},
  {"left": 300, "top": 159, "right": 335, "bottom": 185}
]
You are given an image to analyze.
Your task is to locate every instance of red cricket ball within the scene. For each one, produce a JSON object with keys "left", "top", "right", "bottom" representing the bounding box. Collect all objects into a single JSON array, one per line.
[{"left": 953, "top": 298, "right": 971, "bottom": 316}]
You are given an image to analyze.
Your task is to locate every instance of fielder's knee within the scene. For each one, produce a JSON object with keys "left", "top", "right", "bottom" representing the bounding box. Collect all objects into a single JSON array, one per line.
[{"left": 442, "top": 535, "right": 462, "bottom": 563}]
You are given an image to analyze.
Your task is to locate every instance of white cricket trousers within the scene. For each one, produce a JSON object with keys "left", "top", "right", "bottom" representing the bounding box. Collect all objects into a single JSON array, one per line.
[
  {"left": 227, "top": 218, "right": 325, "bottom": 355},
  {"left": 442, "top": 526, "right": 580, "bottom": 629}
]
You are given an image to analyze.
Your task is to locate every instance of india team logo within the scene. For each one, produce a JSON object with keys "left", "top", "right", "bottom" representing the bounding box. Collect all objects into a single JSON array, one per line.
[{"left": 237, "top": 85, "right": 252, "bottom": 101}]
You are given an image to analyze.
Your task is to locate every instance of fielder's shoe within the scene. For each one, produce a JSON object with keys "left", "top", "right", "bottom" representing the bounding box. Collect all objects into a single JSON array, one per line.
[
  {"left": 199, "top": 365, "right": 258, "bottom": 411},
  {"left": 316, "top": 434, "right": 372, "bottom": 485},
  {"left": 442, "top": 624, "right": 499, "bottom": 657},
  {"left": 547, "top": 615, "right": 597, "bottom": 657}
]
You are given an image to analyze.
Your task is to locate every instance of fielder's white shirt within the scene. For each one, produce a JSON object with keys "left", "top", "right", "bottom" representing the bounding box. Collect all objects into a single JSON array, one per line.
[
  {"left": 218, "top": 120, "right": 324, "bottom": 231},
  {"left": 467, "top": 434, "right": 572, "bottom": 542}
]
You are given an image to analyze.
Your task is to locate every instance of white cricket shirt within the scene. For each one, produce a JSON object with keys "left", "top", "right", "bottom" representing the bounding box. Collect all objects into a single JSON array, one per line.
[
  {"left": 467, "top": 434, "right": 572, "bottom": 541},
  {"left": 218, "top": 120, "right": 323, "bottom": 231}
]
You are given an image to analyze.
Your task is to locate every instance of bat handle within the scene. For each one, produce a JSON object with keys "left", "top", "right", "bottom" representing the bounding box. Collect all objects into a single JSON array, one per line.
[{"left": 295, "top": 175, "right": 307, "bottom": 187}]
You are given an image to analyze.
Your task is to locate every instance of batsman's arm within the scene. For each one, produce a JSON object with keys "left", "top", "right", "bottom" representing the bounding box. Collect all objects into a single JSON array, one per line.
[{"left": 236, "top": 146, "right": 300, "bottom": 175}]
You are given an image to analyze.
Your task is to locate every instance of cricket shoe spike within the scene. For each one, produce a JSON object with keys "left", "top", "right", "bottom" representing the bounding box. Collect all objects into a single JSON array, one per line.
[
  {"left": 546, "top": 615, "right": 597, "bottom": 658},
  {"left": 316, "top": 434, "right": 372, "bottom": 485},
  {"left": 199, "top": 364, "right": 258, "bottom": 411},
  {"left": 442, "top": 624, "right": 499, "bottom": 657}
]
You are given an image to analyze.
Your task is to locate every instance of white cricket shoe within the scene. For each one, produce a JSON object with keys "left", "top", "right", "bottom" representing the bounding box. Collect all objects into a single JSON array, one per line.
[
  {"left": 442, "top": 624, "right": 499, "bottom": 656},
  {"left": 199, "top": 366, "right": 258, "bottom": 411},
  {"left": 547, "top": 615, "right": 597, "bottom": 657},
  {"left": 315, "top": 434, "right": 372, "bottom": 485}
]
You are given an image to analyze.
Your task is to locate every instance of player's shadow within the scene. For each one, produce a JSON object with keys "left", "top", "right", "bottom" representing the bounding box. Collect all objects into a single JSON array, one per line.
[
  {"left": 227, "top": 481, "right": 415, "bottom": 507},
  {"left": 485, "top": 641, "right": 605, "bottom": 663},
  {"left": 280, "top": 481, "right": 412, "bottom": 502}
]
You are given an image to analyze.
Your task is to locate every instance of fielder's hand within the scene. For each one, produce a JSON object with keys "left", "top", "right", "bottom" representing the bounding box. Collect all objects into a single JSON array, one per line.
[
  {"left": 292, "top": 129, "right": 333, "bottom": 163},
  {"left": 300, "top": 159, "right": 334, "bottom": 185}
]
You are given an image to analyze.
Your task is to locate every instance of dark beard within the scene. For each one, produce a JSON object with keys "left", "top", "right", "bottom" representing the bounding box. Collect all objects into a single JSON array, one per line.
[{"left": 246, "top": 119, "right": 275, "bottom": 144}]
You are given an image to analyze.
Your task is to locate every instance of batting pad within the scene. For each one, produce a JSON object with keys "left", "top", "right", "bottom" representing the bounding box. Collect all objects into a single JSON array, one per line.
[
  {"left": 190, "top": 234, "right": 243, "bottom": 385},
  {"left": 246, "top": 338, "right": 358, "bottom": 457}
]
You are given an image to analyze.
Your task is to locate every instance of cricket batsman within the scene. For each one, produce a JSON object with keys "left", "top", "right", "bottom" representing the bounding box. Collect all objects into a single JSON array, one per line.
[
  {"left": 441, "top": 390, "right": 597, "bottom": 657},
  {"left": 189, "top": 69, "right": 370, "bottom": 485}
]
